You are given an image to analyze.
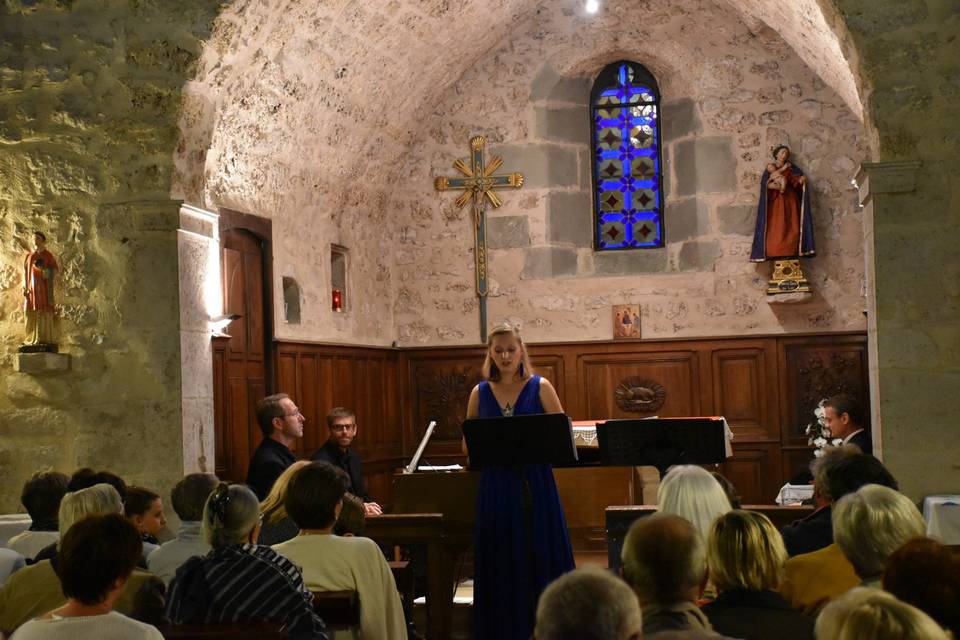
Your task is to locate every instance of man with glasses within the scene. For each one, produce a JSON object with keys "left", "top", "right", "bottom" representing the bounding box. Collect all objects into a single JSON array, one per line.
[
  {"left": 246, "top": 393, "right": 305, "bottom": 500},
  {"left": 311, "top": 407, "right": 382, "bottom": 515}
]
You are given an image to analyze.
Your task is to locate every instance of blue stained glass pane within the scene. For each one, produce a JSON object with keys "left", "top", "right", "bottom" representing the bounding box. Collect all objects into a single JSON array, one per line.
[{"left": 593, "top": 63, "right": 663, "bottom": 249}]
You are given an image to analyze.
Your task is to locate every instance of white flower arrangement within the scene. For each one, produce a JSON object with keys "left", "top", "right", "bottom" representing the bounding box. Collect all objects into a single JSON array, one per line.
[{"left": 805, "top": 399, "right": 844, "bottom": 457}]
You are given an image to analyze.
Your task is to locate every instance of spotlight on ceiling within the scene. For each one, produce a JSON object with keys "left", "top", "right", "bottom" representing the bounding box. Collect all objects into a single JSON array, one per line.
[{"left": 585, "top": 0, "right": 600, "bottom": 14}]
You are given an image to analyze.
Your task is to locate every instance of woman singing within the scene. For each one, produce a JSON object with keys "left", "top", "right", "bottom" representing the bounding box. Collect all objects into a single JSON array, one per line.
[{"left": 466, "top": 323, "right": 575, "bottom": 640}]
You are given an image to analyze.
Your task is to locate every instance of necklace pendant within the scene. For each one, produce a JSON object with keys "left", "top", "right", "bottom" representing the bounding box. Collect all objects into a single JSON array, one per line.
[{"left": 502, "top": 404, "right": 513, "bottom": 417}]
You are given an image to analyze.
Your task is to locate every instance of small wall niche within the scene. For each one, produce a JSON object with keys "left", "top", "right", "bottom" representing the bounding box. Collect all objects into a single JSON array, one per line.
[
  {"left": 331, "top": 245, "right": 348, "bottom": 313},
  {"left": 282, "top": 276, "right": 302, "bottom": 324}
]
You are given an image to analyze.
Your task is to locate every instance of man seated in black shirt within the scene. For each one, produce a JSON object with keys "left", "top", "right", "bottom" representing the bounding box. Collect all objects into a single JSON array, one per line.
[
  {"left": 823, "top": 394, "right": 871, "bottom": 455},
  {"left": 310, "top": 407, "right": 382, "bottom": 515},
  {"left": 246, "top": 393, "right": 304, "bottom": 500}
]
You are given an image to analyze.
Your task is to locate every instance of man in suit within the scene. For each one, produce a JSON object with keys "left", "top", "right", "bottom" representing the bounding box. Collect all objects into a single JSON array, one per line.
[
  {"left": 823, "top": 394, "right": 871, "bottom": 455},
  {"left": 246, "top": 393, "right": 304, "bottom": 500},
  {"left": 311, "top": 407, "right": 382, "bottom": 515}
]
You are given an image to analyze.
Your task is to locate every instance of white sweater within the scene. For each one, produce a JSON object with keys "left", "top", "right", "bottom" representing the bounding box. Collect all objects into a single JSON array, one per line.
[{"left": 11, "top": 610, "right": 163, "bottom": 640}]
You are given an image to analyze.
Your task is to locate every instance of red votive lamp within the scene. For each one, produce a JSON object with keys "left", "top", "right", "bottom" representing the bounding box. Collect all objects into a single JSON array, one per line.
[{"left": 332, "top": 288, "right": 343, "bottom": 312}]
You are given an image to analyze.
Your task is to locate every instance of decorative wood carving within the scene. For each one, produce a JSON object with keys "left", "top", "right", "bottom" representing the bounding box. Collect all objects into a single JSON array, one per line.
[
  {"left": 416, "top": 365, "right": 482, "bottom": 441},
  {"left": 614, "top": 377, "right": 666, "bottom": 413}
]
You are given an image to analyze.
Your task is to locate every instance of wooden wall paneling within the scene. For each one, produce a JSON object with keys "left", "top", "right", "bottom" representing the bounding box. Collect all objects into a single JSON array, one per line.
[
  {"left": 716, "top": 442, "right": 783, "bottom": 504},
  {"left": 555, "top": 467, "right": 636, "bottom": 552},
  {"left": 781, "top": 447, "right": 817, "bottom": 485},
  {"left": 212, "top": 338, "right": 228, "bottom": 478},
  {"left": 777, "top": 335, "right": 870, "bottom": 448},
  {"left": 578, "top": 350, "right": 701, "bottom": 419},
  {"left": 711, "top": 342, "right": 779, "bottom": 442},
  {"left": 297, "top": 354, "right": 320, "bottom": 457}
]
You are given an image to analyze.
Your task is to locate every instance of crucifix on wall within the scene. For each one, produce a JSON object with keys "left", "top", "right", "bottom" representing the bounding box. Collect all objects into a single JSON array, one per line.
[{"left": 433, "top": 135, "right": 524, "bottom": 343}]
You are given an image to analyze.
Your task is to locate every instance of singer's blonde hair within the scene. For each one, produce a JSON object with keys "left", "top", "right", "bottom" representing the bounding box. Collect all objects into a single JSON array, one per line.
[{"left": 482, "top": 323, "right": 533, "bottom": 382}]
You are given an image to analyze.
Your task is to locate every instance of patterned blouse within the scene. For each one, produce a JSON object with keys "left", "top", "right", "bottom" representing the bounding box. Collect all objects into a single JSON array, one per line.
[{"left": 165, "top": 543, "right": 327, "bottom": 639}]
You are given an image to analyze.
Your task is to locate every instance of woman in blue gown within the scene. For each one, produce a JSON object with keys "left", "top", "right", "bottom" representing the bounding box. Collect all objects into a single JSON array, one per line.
[{"left": 465, "top": 323, "right": 575, "bottom": 639}]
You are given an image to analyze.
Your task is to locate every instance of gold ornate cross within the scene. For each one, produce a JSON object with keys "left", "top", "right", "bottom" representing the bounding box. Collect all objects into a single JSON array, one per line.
[{"left": 434, "top": 135, "right": 524, "bottom": 342}]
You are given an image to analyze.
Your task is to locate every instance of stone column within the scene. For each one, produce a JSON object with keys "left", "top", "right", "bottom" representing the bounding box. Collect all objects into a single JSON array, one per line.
[
  {"left": 856, "top": 161, "right": 960, "bottom": 500},
  {"left": 178, "top": 204, "right": 220, "bottom": 475}
]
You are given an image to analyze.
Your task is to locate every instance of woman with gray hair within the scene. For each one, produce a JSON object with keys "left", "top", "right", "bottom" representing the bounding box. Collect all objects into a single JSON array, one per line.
[
  {"left": 815, "top": 587, "right": 949, "bottom": 640},
  {"left": 164, "top": 482, "right": 328, "bottom": 639},
  {"left": 832, "top": 484, "right": 926, "bottom": 587},
  {"left": 0, "top": 484, "right": 165, "bottom": 634},
  {"left": 657, "top": 465, "right": 733, "bottom": 543}
]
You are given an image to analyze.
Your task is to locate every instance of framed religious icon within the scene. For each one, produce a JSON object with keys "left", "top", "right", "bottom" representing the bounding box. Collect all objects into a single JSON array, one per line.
[{"left": 613, "top": 304, "right": 641, "bottom": 339}]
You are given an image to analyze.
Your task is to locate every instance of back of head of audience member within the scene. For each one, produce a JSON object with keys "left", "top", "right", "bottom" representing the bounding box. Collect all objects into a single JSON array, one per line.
[
  {"left": 883, "top": 537, "right": 960, "bottom": 637},
  {"left": 58, "top": 483, "right": 124, "bottom": 539},
  {"left": 171, "top": 473, "right": 220, "bottom": 522},
  {"left": 534, "top": 566, "right": 643, "bottom": 640},
  {"left": 708, "top": 510, "right": 786, "bottom": 592},
  {"left": 333, "top": 493, "right": 366, "bottom": 536},
  {"left": 710, "top": 472, "right": 742, "bottom": 510},
  {"left": 57, "top": 513, "right": 143, "bottom": 608},
  {"left": 823, "top": 453, "right": 898, "bottom": 504},
  {"left": 832, "top": 484, "right": 925, "bottom": 581},
  {"left": 284, "top": 461, "right": 346, "bottom": 530},
  {"left": 815, "top": 587, "right": 950, "bottom": 640},
  {"left": 621, "top": 512, "right": 706, "bottom": 606},
  {"left": 203, "top": 482, "right": 261, "bottom": 547},
  {"left": 809, "top": 445, "right": 860, "bottom": 505},
  {"left": 658, "top": 465, "right": 733, "bottom": 541},
  {"left": 67, "top": 467, "right": 128, "bottom": 502},
  {"left": 20, "top": 470, "right": 69, "bottom": 526},
  {"left": 260, "top": 460, "right": 310, "bottom": 524}
]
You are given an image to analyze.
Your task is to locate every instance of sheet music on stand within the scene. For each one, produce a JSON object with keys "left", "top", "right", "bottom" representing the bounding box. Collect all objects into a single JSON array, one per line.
[{"left": 403, "top": 420, "right": 437, "bottom": 474}]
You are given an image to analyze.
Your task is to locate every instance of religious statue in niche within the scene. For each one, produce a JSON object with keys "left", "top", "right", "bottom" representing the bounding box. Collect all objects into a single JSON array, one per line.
[
  {"left": 750, "top": 145, "right": 816, "bottom": 294},
  {"left": 19, "top": 230, "right": 60, "bottom": 353}
]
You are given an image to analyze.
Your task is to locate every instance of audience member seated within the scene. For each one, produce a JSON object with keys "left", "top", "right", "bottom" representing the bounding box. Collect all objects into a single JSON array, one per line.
[
  {"left": 165, "top": 482, "right": 327, "bottom": 639},
  {"left": 147, "top": 473, "right": 219, "bottom": 586},
  {"left": 620, "top": 513, "right": 729, "bottom": 638},
  {"left": 710, "top": 472, "right": 742, "bottom": 510},
  {"left": 701, "top": 511, "right": 814, "bottom": 640},
  {"left": 657, "top": 465, "right": 732, "bottom": 545},
  {"left": 0, "top": 484, "right": 166, "bottom": 635},
  {"left": 833, "top": 484, "right": 926, "bottom": 588},
  {"left": 781, "top": 450, "right": 896, "bottom": 557},
  {"left": 6, "top": 471, "right": 68, "bottom": 561},
  {"left": 533, "top": 566, "right": 642, "bottom": 640},
  {"left": 124, "top": 486, "right": 167, "bottom": 559},
  {"left": 66, "top": 468, "right": 127, "bottom": 500},
  {"left": 10, "top": 513, "right": 164, "bottom": 640},
  {"left": 258, "top": 460, "right": 310, "bottom": 546},
  {"left": 0, "top": 548, "right": 26, "bottom": 586},
  {"left": 332, "top": 493, "right": 366, "bottom": 537},
  {"left": 273, "top": 462, "right": 405, "bottom": 640},
  {"left": 814, "top": 587, "right": 950, "bottom": 640},
  {"left": 882, "top": 537, "right": 960, "bottom": 637}
]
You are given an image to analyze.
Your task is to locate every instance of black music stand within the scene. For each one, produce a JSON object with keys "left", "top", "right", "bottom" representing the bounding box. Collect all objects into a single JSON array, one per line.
[
  {"left": 462, "top": 413, "right": 578, "bottom": 470},
  {"left": 596, "top": 417, "right": 728, "bottom": 478}
]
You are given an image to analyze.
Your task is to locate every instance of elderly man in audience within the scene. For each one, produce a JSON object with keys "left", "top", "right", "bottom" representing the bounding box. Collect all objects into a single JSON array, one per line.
[
  {"left": 6, "top": 470, "right": 68, "bottom": 561},
  {"left": 701, "top": 511, "right": 814, "bottom": 640},
  {"left": 10, "top": 514, "right": 164, "bottom": 640},
  {"left": 165, "top": 482, "right": 327, "bottom": 639},
  {"left": 273, "top": 462, "right": 405, "bottom": 640},
  {"left": 533, "top": 566, "right": 642, "bottom": 640},
  {"left": 833, "top": 483, "right": 926, "bottom": 588},
  {"left": 0, "top": 484, "right": 166, "bottom": 635},
  {"left": 815, "top": 587, "right": 950, "bottom": 640},
  {"left": 883, "top": 537, "right": 960, "bottom": 638},
  {"left": 146, "top": 473, "right": 219, "bottom": 585},
  {"left": 620, "top": 513, "right": 730, "bottom": 638}
]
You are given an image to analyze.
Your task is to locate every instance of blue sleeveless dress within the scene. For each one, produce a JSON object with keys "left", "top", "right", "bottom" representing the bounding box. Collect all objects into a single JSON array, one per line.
[{"left": 473, "top": 375, "right": 575, "bottom": 639}]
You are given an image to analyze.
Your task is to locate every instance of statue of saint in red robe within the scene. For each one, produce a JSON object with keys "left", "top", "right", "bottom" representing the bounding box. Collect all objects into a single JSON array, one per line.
[
  {"left": 22, "top": 231, "right": 59, "bottom": 349},
  {"left": 750, "top": 145, "right": 816, "bottom": 261}
]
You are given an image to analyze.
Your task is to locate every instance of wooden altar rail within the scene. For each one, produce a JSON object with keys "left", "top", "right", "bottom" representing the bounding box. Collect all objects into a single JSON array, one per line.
[
  {"left": 605, "top": 504, "right": 816, "bottom": 570},
  {"left": 365, "top": 513, "right": 463, "bottom": 640}
]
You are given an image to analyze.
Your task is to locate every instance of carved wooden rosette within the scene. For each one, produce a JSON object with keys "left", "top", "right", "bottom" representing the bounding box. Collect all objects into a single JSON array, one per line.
[{"left": 614, "top": 376, "right": 667, "bottom": 414}]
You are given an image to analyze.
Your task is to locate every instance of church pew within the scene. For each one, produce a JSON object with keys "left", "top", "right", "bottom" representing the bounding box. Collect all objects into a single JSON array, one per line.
[
  {"left": 312, "top": 589, "right": 360, "bottom": 628},
  {"left": 606, "top": 504, "right": 815, "bottom": 570}
]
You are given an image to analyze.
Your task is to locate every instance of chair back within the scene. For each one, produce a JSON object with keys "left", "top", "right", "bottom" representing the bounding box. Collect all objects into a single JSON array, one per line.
[{"left": 312, "top": 589, "right": 361, "bottom": 628}]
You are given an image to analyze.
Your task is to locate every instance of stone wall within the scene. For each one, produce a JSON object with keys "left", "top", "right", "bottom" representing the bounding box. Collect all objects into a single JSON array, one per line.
[
  {"left": 388, "top": 0, "right": 869, "bottom": 345},
  {"left": 0, "top": 1, "right": 221, "bottom": 512}
]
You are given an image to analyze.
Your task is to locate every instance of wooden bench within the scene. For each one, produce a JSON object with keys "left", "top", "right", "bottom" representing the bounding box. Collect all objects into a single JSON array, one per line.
[{"left": 312, "top": 589, "right": 360, "bottom": 629}]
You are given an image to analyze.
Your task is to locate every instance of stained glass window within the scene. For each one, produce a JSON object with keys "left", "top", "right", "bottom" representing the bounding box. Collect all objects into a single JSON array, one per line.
[{"left": 591, "top": 61, "right": 664, "bottom": 250}]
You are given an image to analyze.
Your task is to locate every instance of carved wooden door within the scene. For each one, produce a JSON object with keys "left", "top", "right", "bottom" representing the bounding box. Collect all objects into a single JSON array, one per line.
[{"left": 218, "top": 228, "right": 269, "bottom": 483}]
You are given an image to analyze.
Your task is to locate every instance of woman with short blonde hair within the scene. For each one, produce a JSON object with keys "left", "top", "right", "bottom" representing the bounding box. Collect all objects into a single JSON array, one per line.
[
  {"left": 258, "top": 460, "right": 310, "bottom": 545},
  {"left": 701, "top": 511, "right": 814, "bottom": 640}
]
